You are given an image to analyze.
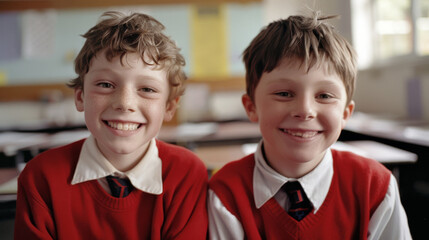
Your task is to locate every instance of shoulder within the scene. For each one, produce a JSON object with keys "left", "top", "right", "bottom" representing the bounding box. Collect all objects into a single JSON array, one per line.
[
  {"left": 156, "top": 140, "right": 207, "bottom": 178},
  {"left": 331, "top": 149, "right": 390, "bottom": 177},
  {"left": 19, "top": 139, "right": 85, "bottom": 182},
  {"left": 331, "top": 149, "right": 391, "bottom": 194},
  {"left": 156, "top": 140, "right": 208, "bottom": 199},
  {"left": 208, "top": 154, "right": 255, "bottom": 216},
  {"left": 156, "top": 139, "right": 204, "bottom": 168},
  {"left": 209, "top": 154, "right": 255, "bottom": 188}
]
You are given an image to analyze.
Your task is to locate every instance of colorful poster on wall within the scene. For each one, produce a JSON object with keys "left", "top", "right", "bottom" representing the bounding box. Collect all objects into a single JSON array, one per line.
[{"left": 191, "top": 5, "right": 229, "bottom": 79}]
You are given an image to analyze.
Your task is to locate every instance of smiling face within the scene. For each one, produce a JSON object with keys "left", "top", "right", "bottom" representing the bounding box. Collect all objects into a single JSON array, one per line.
[
  {"left": 74, "top": 51, "right": 177, "bottom": 168},
  {"left": 242, "top": 58, "right": 354, "bottom": 178}
]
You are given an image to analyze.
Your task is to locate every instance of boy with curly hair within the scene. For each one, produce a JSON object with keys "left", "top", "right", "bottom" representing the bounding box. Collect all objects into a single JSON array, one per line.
[{"left": 15, "top": 11, "right": 207, "bottom": 239}]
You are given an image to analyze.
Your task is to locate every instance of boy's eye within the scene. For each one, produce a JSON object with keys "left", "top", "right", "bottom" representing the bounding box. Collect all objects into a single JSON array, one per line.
[
  {"left": 97, "top": 82, "right": 114, "bottom": 88},
  {"left": 140, "top": 87, "right": 156, "bottom": 93},
  {"left": 275, "top": 91, "right": 293, "bottom": 97},
  {"left": 317, "top": 93, "right": 333, "bottom": 99}
]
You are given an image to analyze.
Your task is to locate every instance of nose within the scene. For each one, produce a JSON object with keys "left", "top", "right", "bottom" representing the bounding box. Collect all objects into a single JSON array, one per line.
[
  {"left": 112, "top": 87, "right": 136, "bottom": 112},
  {"left": 291, "top": 96, "right": 316, "bottom": 120}
]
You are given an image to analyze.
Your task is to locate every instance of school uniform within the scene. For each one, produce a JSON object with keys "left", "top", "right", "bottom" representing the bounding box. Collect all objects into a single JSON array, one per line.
[
  {"left": 208, "top": 140, "right": 412, "bottom": 239},
  {"left": 15, "top": 135, "right": 208, "bottom": 239}
]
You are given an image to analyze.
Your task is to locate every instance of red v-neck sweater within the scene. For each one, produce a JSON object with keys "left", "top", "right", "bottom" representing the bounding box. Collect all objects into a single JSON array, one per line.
[
  {"left": 209, "top": 149, "right": 391, "bottom": 240},
  {"left": 15, "top": 139, "right": 208, "bottom": 240}
]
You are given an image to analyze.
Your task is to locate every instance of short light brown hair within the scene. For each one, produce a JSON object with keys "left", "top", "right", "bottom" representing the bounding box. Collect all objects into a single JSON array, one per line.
[
  {"left": 243, "top": 11, "right": 357, "bottom": 104},
  {"left": 69, "top": 11, "right": 186, "bottom": 101}
]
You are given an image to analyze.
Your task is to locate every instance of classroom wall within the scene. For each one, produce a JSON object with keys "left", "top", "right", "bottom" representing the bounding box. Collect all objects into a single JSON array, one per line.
[
  {"left": 0, "top": 3, "right": 263, "bottom": 84},
  {"left": 1, "top": 0, "right": 428, "bottom": 122},
  {"left": 264, "top": 0, "right": 352, "bottom": 43},
  {"left": 354, "top": 61, "right": 429, "bottom": 120}
]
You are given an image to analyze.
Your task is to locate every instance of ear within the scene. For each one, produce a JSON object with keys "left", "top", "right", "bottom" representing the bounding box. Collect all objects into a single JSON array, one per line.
[
  {"left": 341, "top": 100, "right": 355, "bottom": 129},
  {"left": 74, "top": 87, "right": 84, "bottom": 112},
  {"left": 164, "top": 97, "right": 180, "bottom": 122},
  {"left": 242, "top": 94, "right": 259, "bottom": 122}
]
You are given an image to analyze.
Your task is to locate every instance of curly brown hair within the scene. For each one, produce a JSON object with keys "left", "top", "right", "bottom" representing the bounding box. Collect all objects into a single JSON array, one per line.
[{"left": 69, "top": 11, "right": 186, "bottom": 101}]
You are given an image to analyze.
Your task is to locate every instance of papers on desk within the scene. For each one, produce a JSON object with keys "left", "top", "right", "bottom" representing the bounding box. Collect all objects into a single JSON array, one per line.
[
  {"left": 49, "top": 130, "right": 90, "bottom": 147},
  {"left": 176, "top": 122, "right": 218, "bottom": 140},
  {"left": 403, "top": 126, "right": 429, "bottom": 142},
  {"left": 0, "top": 130, "right": 90, "bottom": 201},
  {"left": 158, "top": 122, "right": 218, "bottom": 142},
  {"left": 0, "top": 132, "right": 50, "bottom": 156},
  {"left": 333, "top": 141, "right": 417, "bottom": 164},
  {"left": 0, "top": 130, "right": 90, "bottom": 157}
]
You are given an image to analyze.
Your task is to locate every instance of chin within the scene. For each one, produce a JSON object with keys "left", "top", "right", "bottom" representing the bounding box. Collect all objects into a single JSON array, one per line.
[
  {"left": 286, "top": 150, "right": 323, "bottom": 164},
  {"left": 112, "top": 144, "right": 143, "bottom": 154}
]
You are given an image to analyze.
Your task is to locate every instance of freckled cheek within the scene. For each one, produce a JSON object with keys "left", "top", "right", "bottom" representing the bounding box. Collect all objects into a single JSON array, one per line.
[
  {"left": 86, "top": 98, "right": 106, "bottom": 111},
  {"left": 142, "top": 103, "right": 167, "bottom": 118}
]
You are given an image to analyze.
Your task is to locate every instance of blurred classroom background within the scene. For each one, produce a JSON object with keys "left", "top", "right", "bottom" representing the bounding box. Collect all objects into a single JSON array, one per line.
[{"left": 0, "top": 0, "right": 428, "bottom": 238}]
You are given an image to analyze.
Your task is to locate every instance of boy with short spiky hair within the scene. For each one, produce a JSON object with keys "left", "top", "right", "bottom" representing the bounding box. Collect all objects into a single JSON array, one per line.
[
  {"left": 208, "top": 12, "right": 411, "bottom": 239},
  {"left": 15, "top": 11, "right": 207, "bottom": 239}
]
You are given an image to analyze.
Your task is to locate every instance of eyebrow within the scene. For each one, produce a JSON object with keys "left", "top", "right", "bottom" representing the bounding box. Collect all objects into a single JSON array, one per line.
[
  {"left": 268, "top": 77, "right": 342, "bottom": 84},
  {"left": 87, "top": 67, "right": 117, "bottom": 75},
  {"left": 265, "top": 78, "right": 345, "bottom": 92},
  {"left": 316, "top": 80, "right": 344, "bottom": 89},
  {"left": 87, "top": 68, "right": 164, "bottom": 81}
]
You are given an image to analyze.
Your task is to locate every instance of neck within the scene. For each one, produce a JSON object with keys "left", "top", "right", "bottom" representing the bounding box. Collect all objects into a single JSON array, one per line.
[
  {"left": 262, "top": 146, "right": 325, "bottom": 178},
  {"left": 108, "top": 152, "right": 145, "bottom": 172},
  {"left": 96, "top": 141, "right": 150, "bottom": 172}
]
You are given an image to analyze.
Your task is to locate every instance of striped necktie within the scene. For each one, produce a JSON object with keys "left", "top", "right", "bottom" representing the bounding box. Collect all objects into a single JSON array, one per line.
[
  {"left": 106, "top": 175, "right": 134, "bottom": 198},
  {"left": 282, "top": 181, "right": 313, "bottom": 221}
]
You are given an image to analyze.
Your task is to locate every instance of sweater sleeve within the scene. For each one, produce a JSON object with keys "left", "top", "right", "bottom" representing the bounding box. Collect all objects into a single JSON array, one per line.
[
  {"left": 367, "top": 174, "right": 412, "bottom": 240},
  {"left": 14, "top": 173, "right": 56, "bottom": 239},
  {"left": 208, "top": 189, "right": 244, "bottom": 240}
]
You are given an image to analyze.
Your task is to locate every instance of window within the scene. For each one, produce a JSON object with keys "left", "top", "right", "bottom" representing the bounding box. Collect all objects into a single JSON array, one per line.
[
  {"left": 417, "top": 0, "right": 429, "bottom": 54},
  {"left": 375, "top": 0, "right": 412, "bottom": 59},
  {"left": 352, "top": 0, "right": 429, "bottom": 68}
]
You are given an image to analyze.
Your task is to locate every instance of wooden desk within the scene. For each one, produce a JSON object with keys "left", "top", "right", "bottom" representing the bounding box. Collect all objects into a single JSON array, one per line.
[
  {"left": 194, "top": 141, "right": 418, "bottom": 181},
  {"left": 345, "top": 113, "right": 429, "bottom": 147},
  {"left": 193, "top": 144, "right": 249, "bottom": 170},
  {"left": 0, "top": 169, "right": 18, "bottom": 188},
  {"left": 158, "top": 121, "right": 261, "bottom": 145},
  {"left": 0, "top": 168, "right": 18, "bottom": 221}
]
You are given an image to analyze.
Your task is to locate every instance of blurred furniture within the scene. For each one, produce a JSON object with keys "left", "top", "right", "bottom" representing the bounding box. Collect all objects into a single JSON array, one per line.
[
  {"left": 340, "top": 113, "right": 429, "bottom": 237},
  {"left": 193, "top": 140, "right": 417, "bottom": 179}
]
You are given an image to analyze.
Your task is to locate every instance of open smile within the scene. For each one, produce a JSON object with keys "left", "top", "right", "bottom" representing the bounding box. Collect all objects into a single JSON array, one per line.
[
  {"left": 280, "top": 129, "right": 322, "bottom": 138},
  {"left": 104, "top": 121, "right": 142, "bottom": 131}
]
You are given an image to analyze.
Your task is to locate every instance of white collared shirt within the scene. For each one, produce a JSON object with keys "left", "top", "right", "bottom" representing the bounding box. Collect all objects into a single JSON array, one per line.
[
  {"left": 208, "top": 140, "right": 412, "bottom": 240},
  {"left": 71, "top": 135, "right": 163, "bottom": 195},
  {"left": 253, "top": 141, "right": 333, "bottom": 213}
]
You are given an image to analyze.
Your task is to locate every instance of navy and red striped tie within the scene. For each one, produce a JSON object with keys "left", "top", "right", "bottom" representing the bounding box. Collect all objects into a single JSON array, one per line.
[
  {"left": 106, "top": 176, "right": 134, "bottom": 198},
  {"left": 282, "top": 181, "right": 313, "bottom": 221}
]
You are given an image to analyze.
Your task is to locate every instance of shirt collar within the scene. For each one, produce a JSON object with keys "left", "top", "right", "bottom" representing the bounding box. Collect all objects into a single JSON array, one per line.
[
  {"left": 253, "top": 140, "right": 333, "bottom": 212},
  {"left": 71, "top": 135, "right": 163, "bottom": 195}
]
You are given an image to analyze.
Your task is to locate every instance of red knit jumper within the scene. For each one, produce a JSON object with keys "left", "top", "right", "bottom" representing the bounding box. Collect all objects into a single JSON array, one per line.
[
  {"left": 15, "top": 139, "right": 208, "bottom": 240},
  {"left": 209, "top": 149, "right": 391, "bottom": 240}
]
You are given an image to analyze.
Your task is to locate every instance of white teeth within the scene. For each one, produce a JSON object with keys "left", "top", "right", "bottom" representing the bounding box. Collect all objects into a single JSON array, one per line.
[
  {"left": 108, "top": 122, "right": 139, "bottom": 131},
  {"left": 284, "top": 130, "right": 318, "bottom": 138}
]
